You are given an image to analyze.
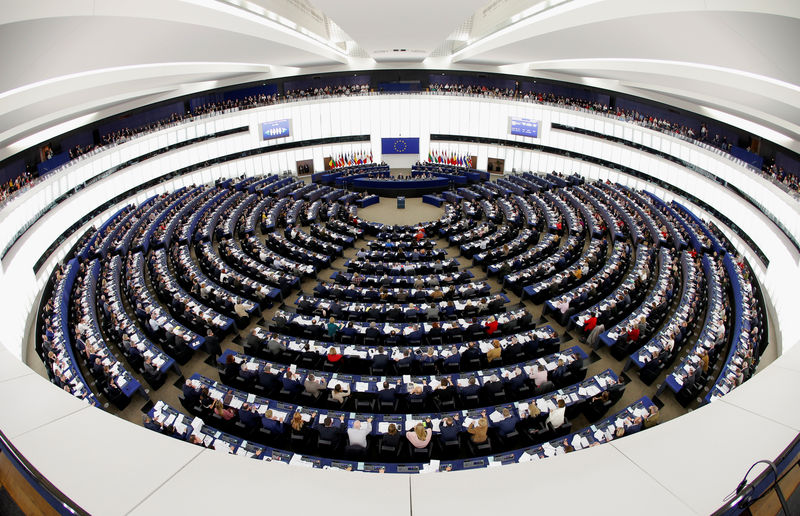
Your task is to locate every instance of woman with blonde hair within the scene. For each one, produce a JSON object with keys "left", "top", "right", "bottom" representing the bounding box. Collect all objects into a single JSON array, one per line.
[
  {"left": 212, "top": 399, "right": 235, "bottom": 421},
  {"left": 406, "top": 420, "right": 432, "bottom": 449},
  {"left": 327, "top": 316, "right": 340, "bottom": 339},
  {"left": 290, "top": 411, "right": 305, "bottom": 432},
  {"left": 484, "top": 315, "right": 498, "bottom": 335}
]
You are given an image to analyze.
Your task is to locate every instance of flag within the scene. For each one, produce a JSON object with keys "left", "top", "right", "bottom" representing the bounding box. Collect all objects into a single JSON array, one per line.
[
  {"left": 329, "top": 158, "right": 335, "bottom": 168},
  {"left": 369, "top": 151, "right": 373, "bottom": 163},
  {"left": 428, "top": 152, "right": 433, "bottom": 163}
]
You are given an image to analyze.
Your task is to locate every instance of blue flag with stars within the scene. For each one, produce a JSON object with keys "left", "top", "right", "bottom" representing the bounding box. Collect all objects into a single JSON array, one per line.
[{"left": 381, "top": 138, "right": 419, "bottom": 154}]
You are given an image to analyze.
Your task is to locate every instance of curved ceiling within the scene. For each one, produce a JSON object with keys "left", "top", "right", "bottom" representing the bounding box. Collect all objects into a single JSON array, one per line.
[{"left": 1, "top": 0, "right": 799, "bottom": 159}]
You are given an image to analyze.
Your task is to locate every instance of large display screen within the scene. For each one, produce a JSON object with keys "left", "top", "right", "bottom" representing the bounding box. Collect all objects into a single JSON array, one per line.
[
  {"left": 261, "top": 119, "right": 291, "bottom": 140},
  {"left": 509, "top": 117, "right": 539, "bottom": 138}
]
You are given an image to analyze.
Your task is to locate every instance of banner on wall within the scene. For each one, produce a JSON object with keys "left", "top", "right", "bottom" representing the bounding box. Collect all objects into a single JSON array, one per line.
[
  {"left": 261, "top": 119, "right": 291, "bottom": 140},
  {"left": 509, "top": 117, "right": 539, "bottom": 138},
  {"left": 381, "top": 137, "right": 420, "bottom": 154}
]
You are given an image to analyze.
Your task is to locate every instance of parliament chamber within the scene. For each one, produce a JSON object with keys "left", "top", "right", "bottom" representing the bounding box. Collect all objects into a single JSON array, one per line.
[{"left": 0, "top": 2, "right": 799, "bottom": 515}]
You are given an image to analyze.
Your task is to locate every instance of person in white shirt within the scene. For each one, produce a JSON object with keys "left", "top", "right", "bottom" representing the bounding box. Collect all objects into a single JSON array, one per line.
[
  {"left": 347, "top": 418, "right": 372, "bottom": 449},
  {"left": 546, "top": 398, "right": 567, "bottom": 428},
  {"left": 148, "top": 313, "right": 161, "bottom": 333}
]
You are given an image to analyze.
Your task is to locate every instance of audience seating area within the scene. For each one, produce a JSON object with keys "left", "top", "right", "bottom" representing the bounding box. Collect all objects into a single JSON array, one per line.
[{"left": 35, "top": 165, "right": 767, "bottom": 474}]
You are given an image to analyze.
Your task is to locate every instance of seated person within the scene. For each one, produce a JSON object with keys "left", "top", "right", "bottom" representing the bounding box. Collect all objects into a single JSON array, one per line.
[
  {"left": 316, "top": 414, "right": 346, "bottom": 447},
  {"left": 492, "top": 408, "right": 519, "bottom": 438},
  {"left": 371, "top": 346, "right": 393, "bottom": 371},
  {"left": 406, "top": 420, "right": 433, "bottom": 449},
  {"left": 330, "top": 383, "right": 350, "bottom": 404},
  {"left": 239, "top": 403, "right": 262, "bottom": 429},
  {"left": 280, "top": 370, "right": 304, "bottom": 395},
  {"left": 182, "top": 379, "right": 201, "bottom": 406},
  {"left": 438, "top": 415, "right": 461, "bottom": 444},
  {"left": 382, "top": 423, "right": 402, "bottom": 449},
  {"left": 304, "top": 373, "right": 328, "bottom": 397},
  {"left": 467, "top": 412, "right": 489, "bottom": 444},
  {"left": 407, "top": 382, "right": 431, "bottom": 404},
  {"left": 326, "top": 347, "right": 344, "bottom": 364},
  {"left": 346, "top": 417, "right": 373, "bottom": 450},
  {"left": 261, "top": 409, "right": 284, "bottom": 434},
  {"left": 459, "top": 376, "right": 481, "bottom": 398},
  {"left": 486, "top": 340, "right": 502, "bottom": 363},
  {"left": 546, "top": 398, "right": 567, "bottom": 428},
  {"left": 531, "top": 364, "right": 548, "bottom": 387}
]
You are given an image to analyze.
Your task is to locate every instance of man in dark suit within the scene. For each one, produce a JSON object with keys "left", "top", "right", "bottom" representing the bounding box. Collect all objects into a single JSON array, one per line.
[
  {"left": 245, "top": 329, "right": 263, "bottom": 350},
  {"left": 316, "top": 415, "right": 346, "bottom": 448},
  {"left": 407, "top": 381, "right": 431, "bottom": 404},
  {"left": 365, "top": 322, "right": 381, "bottom": 341},
  {"left": 482, "top": 374, "right": 505, "bottom": 399},
  {"left": 438, "top": 415, "right": 461, "bottom": 443},
  {"left": 204, "top": 329, "right": 221, "bottom": 360},
  {"left": 459, "top": 376, "right": 481, "bottom": 398},
  {"left": 328, "top": 301, "right": 343, "bottom": 319},
  {"left": 261, "top": 409, "right": 284, "bottom": 434},
  {"left": 397, "top": 349, "right": 416, "bottom": 370},
  {"left": 466, "top": 318, "right": 483, "bottom": 338},
  {"left": 443, "top": 346, "right": 461, "bottom": 369},
  {"left": 238, "top": 403, "right": 262, "bottom": 429},
  {"left": 258, "top": 366, "right": 278, "bottom": 392},
  {"left": 405, "top": 324, "right": 424, "bottom": 344},
  {"left": 505, "top": 367, "right": 528, "bottom": 394},
  {"left": 492, "top": 408, "right": 520, "bottom": 438},
  {"left": 378, "top": 380, "right": 400, "bottom": 403},
  {"left": 461, "top": 341, "right": 482, "bottom": 366},
  {"left": 182, "top": 380, "right": 201, "bottom": 406},
  {"left": 280, "top": 370, "right": 304, "bottom": 395},
  {"left": 366, "top": 304, "right": 381, "bottom": 321},
  {"left": 341, "top": 321, "right": 358, "bottom": 339},
  {"left": 313, "top": 282, "right": 330, "bottom": 297},
  {"left": 296, "top": 297, "right": 314, "bottom": 314},
  {"left": 371, "top": 346, "right": 393, "bottom": 371},
  {"left": 385, "top": 304, "right": 403, "bottom": 321}
]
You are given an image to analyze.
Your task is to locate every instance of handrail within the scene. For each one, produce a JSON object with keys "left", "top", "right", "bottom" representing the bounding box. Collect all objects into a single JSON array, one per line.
[
  {"left": 712, "top": 433, "right": 800, "bottom": 515},
  {"left": 0, "top": 428, "right": 89, "bottom": 516}
]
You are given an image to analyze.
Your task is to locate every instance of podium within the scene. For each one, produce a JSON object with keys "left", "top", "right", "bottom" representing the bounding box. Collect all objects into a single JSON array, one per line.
[{"left": 397, "top": 196, "right": 405, "bottom": 209}]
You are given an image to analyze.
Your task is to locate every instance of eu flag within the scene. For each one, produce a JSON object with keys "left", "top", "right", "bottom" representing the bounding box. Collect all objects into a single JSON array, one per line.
[{"left": 381, "top": 137, "right": 420, "bottom": 154}]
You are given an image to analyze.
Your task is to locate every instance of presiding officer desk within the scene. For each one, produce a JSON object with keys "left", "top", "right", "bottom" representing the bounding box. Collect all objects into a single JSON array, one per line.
[{"left": 348, "top": 177, "right": 450, "bottom": 197}]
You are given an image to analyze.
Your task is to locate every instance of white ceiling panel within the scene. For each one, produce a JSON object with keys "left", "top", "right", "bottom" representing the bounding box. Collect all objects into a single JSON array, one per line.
[{"left": 311, "top": 0, "right": 487, "bottom": 58}]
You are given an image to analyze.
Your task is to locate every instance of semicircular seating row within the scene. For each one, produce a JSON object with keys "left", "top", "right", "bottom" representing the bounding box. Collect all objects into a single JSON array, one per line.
[{"left": 36, "top": 165, "right": 766, "bottom": 473}]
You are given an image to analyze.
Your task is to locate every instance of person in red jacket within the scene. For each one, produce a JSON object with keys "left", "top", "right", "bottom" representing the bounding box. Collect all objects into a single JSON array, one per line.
[
  {"left": 627, "top": 326, "right": 640, "bottom": 343},
  {"left": 584, "top": 313, "right": 598, "bottom": 333},
  {"left": 484, "top": 315, "right": 498, "bottom": 335},
  {"left": 326, "top": 346, "right": 343, "bottom": 363}
]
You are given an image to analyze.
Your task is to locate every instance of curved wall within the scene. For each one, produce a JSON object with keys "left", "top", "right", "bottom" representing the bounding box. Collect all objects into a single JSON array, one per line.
[{"left": 1, "top": 93, "right": 799, "bottom": 515}]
